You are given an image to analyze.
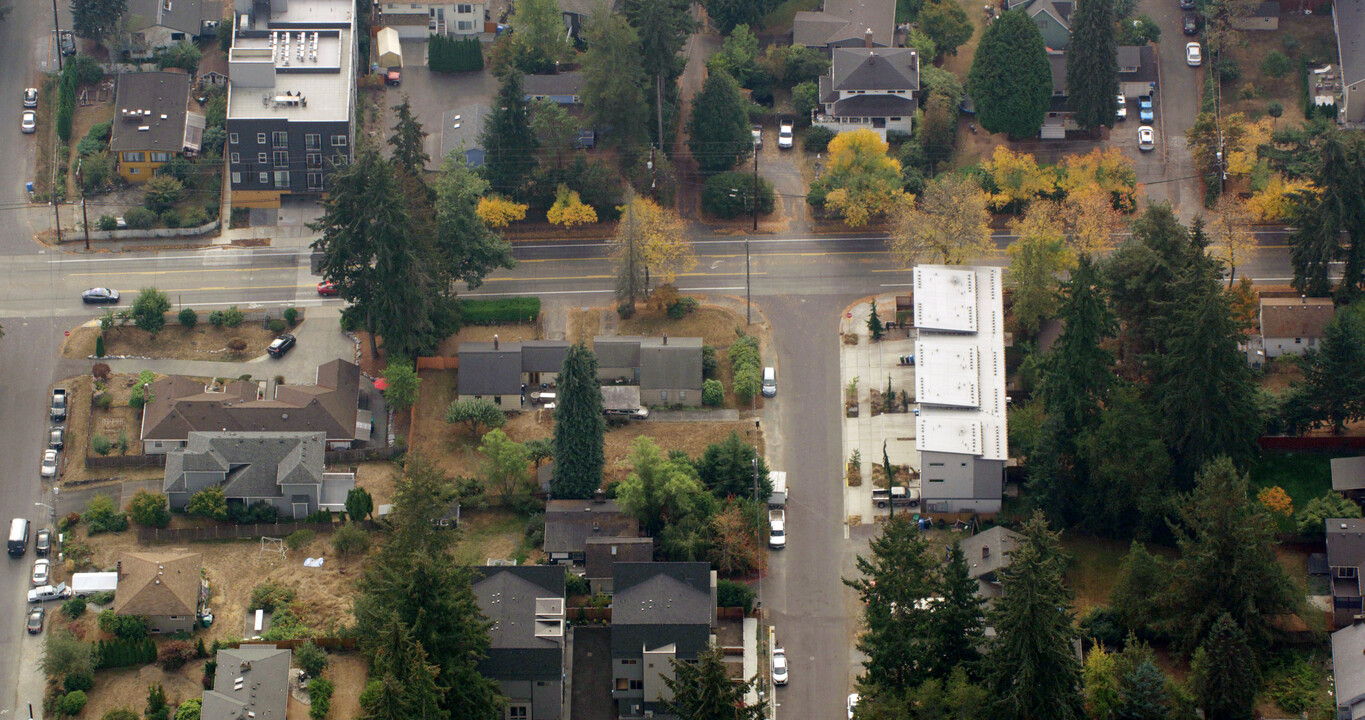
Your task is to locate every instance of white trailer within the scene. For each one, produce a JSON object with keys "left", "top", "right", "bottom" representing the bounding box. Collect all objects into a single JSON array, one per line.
[{"left": 768, "top": 471, "right": 787, "bottom": 507}]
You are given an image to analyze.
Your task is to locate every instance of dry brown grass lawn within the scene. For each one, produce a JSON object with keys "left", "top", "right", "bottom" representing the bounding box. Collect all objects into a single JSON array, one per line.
[
  {"left": 1221, "top": 14, "right": 1338, "bottom": 122},
  {"left": 67, "top": 100, "right": 115, "bottom": 196},
  {"left": 353, "top": 461, "right": 402, "bottom": 508},
  {"left": 63, "top": 320, "right": 295, "bottom": 362},
  {"left": 618, "top": 304, "right": 748, "bottom": 349},
  {"left": 602, "top": 420, "right": 764, "bottom": 486},
  {"left": 566, "top": 309, "right": 603, "bottom": 345},
  {"left": 322, "top": 652, "right": 369, "bottom": 719},
  {"left": 432, "top": 323, "right": 540, "bottom": 355},
  {"left": 54, "top": 373, "right": 174, "bottom": 485},
  {"left": 79, "top": 659, "right": 205, "bottom": 720}
]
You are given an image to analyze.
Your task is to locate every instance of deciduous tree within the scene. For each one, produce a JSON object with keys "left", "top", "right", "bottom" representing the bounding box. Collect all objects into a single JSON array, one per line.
[
  {"left": 1297, "top": 490, "right": 1363, "bottom": 535},
  {"left": 547, "top": 185, "right": 598, "bottom": 228},
  {"left": 1007, "top": 201, "right": 1073, "bottom": 336},
  {"left": 889, "top": 175, "right": 990, "bottom": 266},
  {"left": 1060, "top": 186, "right": 1124, "bottom": 256},
  {"left": 611, "top": 194, "right": 695, "bottom": 304},
  {"left": 709, "top": 503, "right": 765, "bottom": 576},
  {"left": 478, "top": 429, "right": 532, "bottom": 506},
  {"left": 529, "top": 98, "right": 579, "bottom": 168},
  {"left": 615, "top": 437, "right": 707, "bottom": 536},
  {"left": 814, "top": 129, "right": 906, "bottom": 227},
  {"left": 432, "top": 154, "right": 516, "bottom": 289},
  {"left": 508, "top": 0, "right": 572, "bottom": 71},
  {"left": 131, "top": 287, "right": 171, "bottom": 336},
  {"left": 380, "top": 360, "right": 421, "bottom": 411},
  {"left": 444, "top": 398, "right": 507, "bottom": 437},
  {"left": 71, "top": 0, "right": 126, "bottom": 43},
  {"left": 476, "top": 196, "right": 528, "bottom": 229},
  {"left": 552, "top": 345, "right": 606, "bottom": 499},
  {"left": 919, "top": 0, "right": 973, "bottom": 57},
  {"left": 1208, "top": 194, "right": 1255, "bottom": 286},
  {"left": 967, "top": 9, "right": 1052, "bottom": 139},
  {"left": 1065, "top": 0, "right": 1118, "bottom": 132},
  {"left": 982, "top": 147, "right": 1057, "bottom": 212}
]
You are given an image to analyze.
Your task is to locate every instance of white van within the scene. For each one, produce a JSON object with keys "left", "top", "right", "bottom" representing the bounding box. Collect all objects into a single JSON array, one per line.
[{"left": 761, "top": 367, "right": 777, "bottom": 397}]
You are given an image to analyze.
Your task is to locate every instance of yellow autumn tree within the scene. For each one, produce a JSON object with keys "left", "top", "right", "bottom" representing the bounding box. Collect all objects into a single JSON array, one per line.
[
  {"left": 1246, "top": 173, "right": 1316, "bottom": 222},
  {"left": 612, "top": 194, "right": 696, "bottom": 304},
  {"left": 1227, "top": 117, "right": 1273, "bottom": 176},
  {"left": 818, "top": 129, "right": 906, "bottom": 228},
  {"left": 1256, "top": 485, "right": 1293, "bottom": 518},
  {"left": 889, "top": 175, "right": 991, "bottom": 267},
  {"left": 1007, "top": 200, "right": 1074, "bottom": 335},
  {"left": 1059, "top": 186, "right": 1124, "bottom": 257},
  {"left": 1058, "top": 147, "right": 1139, "bottom": 212},
  {"left": 547, "top": 184, "right": 598, "bottom": 228},
  {"left": 1208, "top": 193, "right": 1256, "bottom": 286},
  {"left": 476, "top": 196, "right": 529, "bottom": 229},
  {"left": 982, "top": 146, "right": 1058, "bottom": 212}
]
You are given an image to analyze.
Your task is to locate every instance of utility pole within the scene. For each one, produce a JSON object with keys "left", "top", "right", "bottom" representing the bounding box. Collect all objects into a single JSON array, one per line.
[
  {"left": 51, "top": 0, "right": 64, "bottom": 72},
  {"left": 77, "top": 160, "right": 90, "bottom": 250},
  {"left": 745, "top": 238, "right": 751, "bottom": 325},
  {"left": 751, "top": 139, "right": 759, "bottom": 232}
]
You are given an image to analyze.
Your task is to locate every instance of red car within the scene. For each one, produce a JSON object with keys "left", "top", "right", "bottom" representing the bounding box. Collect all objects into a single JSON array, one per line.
[{"left": 317, "top": 281, "right": 339, "bottom": 296}]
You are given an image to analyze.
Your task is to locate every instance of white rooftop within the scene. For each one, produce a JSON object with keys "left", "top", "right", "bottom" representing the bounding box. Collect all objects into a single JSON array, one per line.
[
  {"left": 246, "top": 0, "right": 353, "bottom": 26},
  {"left": 914, "top": 266, "right": 981, "bottom": 332},
  {"left": 917, "top": 414, "right": 986, "bottom": 456},
  {"left": 226, "top": 1, "right": 355, "bottom": 123}
]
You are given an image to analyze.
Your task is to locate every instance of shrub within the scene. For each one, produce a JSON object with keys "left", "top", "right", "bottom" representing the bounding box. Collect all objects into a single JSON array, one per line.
[
  {"left": 146, "top": 682, "right": 168, "bottom": 720},
  {"left": 666, "top": 296, "right": 700, "bottom": 319},
  {"left": 294, "top": 641, "right": 328, "bottom": 677},
  {"left": 63, "top": 597, "right": 87, "bottom": 619},
  {"left": 226, "top": 338, "right": 248, "bottom": 353},
  {"left": 180, "top": 205, "right": 208, "bottom": 227},
  {"left": 64, "top": 671, "right": 94, "bottom": 692},
  {"left": 93, "top": 392, "right": 113, "bottom": 411},
  {"left": 1268, "top": 101, "right": 1284, "bottom": 117},
  {"left": 565, "top": 571, "right": 591, "bottom": 597},
  {"left": 123, "top": 207, "right": 157, "bottom": 229},
  {"left": 248, "top": 581, "right": 296, "bottom": 612},
  {"left": 222, "top": 306, "right": 244, "bottom": 328},
  {"left": 91, "top": 362, "right": 110, "bottom": 380},
  {"left": 701, "top": 172, "right": 776, "bottom": 219},
  {"left": 1262, "top": 50, "right": 1294, "bottom": 78},
  {"left": 128, "top": 491, "right": 171, "bottom": 528},
  {"left": 728, "top": 334, "right": 763, "bottom": 404},
  {"left": 161, "top": 209, "right": 183, "bottom": 228},
  {"left": 97, "top": 215, "right": 117, "bottom": 231},
  {"left": 458, "top": 296, "right": 541, "bottom": 324},
  {"left": 207, "top": 310, "right": 225, "bottom": 327},
  {"left": 83, "top": 495, "right": 128, "bottom": 534},
  {"left": 702, "top": 345, "right": 718, "bottom": 378},
  {"left": 58, "top": 690, "right": 88, "bottom": 716},
  {"left": 178, "top": 308, "right": 198, "bottom": 327},
  {"left": 307, "top": 677, "right": 333, "bottom": 720},
  {"left": 703, "top": 379, "right": 724, "bottom": 406},
  {"left": 173, "top": 699, "right": 201, "bottom": 720},
  {"left": 98, "top": 609, "right": 148, "bottom": 640},
  {"left": 617, "top": 302, "right": 635, "bottom": 319},
  {"left": 330, "top": 523, "right": 369, "bottom": 557},
  {"left": 143, "top": 175, "right": 185, "bottom": 213},
  {"left": 717, "top": 579, "right": 756, "bottom": 612},
  {"left": 285, "top": 529, "right": 315, "bottom": 550},
  {"left": 228, "top": 500, "right": 277, "bottom": 524},
  {"left": 103, "top": 710, "right": 139, "bottom": 720},
  {"left": 283, "top": 307, "right": 299, "bottom": 325},
  {"left": 157, "top": 640, "right": 196, "bottom": 670},
  {"left": 86, "top": 590, "right": 114, "bottom": 606},
  {"left": 186, "top": 486, "right": 228, "bottom": 521},
  {"left": 267, "top": 319, "right": 286, "bottom": 333},
  {"left": 1214, "top": 55, "right": 1241, "bottom": 83},
  {"left": 803, "top": 125, "right": 835, "bottom": 152},
  {"left": 91, "top": 435, "right": 112, "bottom": 455}
]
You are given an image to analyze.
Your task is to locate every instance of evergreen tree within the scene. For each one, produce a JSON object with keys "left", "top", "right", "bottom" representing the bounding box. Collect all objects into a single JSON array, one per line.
[
  {"left": 1288, "top": 197, "right": 1339, "bottom": 297},
  {"left": 1065, "top": 0, "right": 1119, "bottom": 132},
  {"left": 388, "top": 98, "right": 430, "bottom": 179},
  {"left": 581, "top": 10, "right": 650, "bottom": 147},
  {"left": 1073, "top": 385, "right": 1173, "bottom": 537},
  {"left": 967, "top": 9, "right": 1052, "bottom": 140},
  {"left": 1103, "top": 203, "right": 1198, "bottom": 357},
  {"left": 687, "top": 70, "right": 752, "bottom": 174},
  {"left": 1307, "top": 133, "right": 1365, "bottom": 301},
  {"left": 360, "top": 623, "right": 454, "bottom": 720},
  {"left": 1163, "top": 458, "right": 1299, "bottom": 655},
  {"left": 432, "top": 153, "right": 516, "bottom": 289},
  {"left": 1117, "top": 660, "right": 1170, "bottom": 720},
  {"left": 1107, "top": 542, "right": 1167, "bottom": 639},
  {"left": 663, "top": 646, "right": 766, "bottom": 720},
  {"left": 696, "top": 431, "right": 771, "bottom": 500},
  {"left": 552, "top": 345, "right": 606, "bottom": 498},
  {"left": 71, "top": 0, "right": 125, "bottom": 42},
  {"left": 480, "top": 70, "right": 538, "bottom": 200},
  {"left": 867, "top": 300, "right": 885, "bottom": 340},
  {"left": 1040, "top": 254, "right": 1115, "bottom": 439},
  {"left": 925, "top": 542, "right": 986, "bottom": 680},
  {"left": 987, "top": 511, "right": 1084, "bottom": 720},
  {"left": 844, "top": 514, "right": 938, "bottom": 693},
  {"left": 1296, "top": 304, "right": 1365, "bottom": 433},
  {"left": 1189, "top": 614, "right": 1257, "bottom": 720},
  {"left": 623, "top": 0, "right": 696, "bottom": 145}
]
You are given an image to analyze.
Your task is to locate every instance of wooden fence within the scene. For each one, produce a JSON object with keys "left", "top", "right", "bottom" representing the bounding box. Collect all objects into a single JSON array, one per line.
[
  {"left": 323, "top": 446, "right": 403, "bottom": 464},
  {"left": 137, "top": 521, "right": 336, "bottom": 544},
  {"left": 416, "top": 356, "right": 459, "bottom": 371},
  {"left": 85, "top": 454, "right": 166, "bottom": 469},
  {"left": 1259, "top": 435, "right": 1365, "bottom": 450},
  {"left": 238, "top": 637, "right": 359, "bottom": 651}
]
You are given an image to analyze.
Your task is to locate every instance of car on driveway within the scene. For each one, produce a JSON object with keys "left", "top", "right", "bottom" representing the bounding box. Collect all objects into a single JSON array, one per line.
[
  {"left": 847, "top": 693, "right": 860, "bottom": 719},
  {"left": 21, "top": 111, "right": 36, "bottom": 133},
  {"left": 35, "top": 528, "right": 51, "bottom": 557},
  {"left": 1183, "top": 13, "right": 1199, "bottom": 34},
  {"left": 26, "top": 606, "right": 44, "bottom": 634},
  {"left": 23, "top": 88, "right": 38, "bottom": 108},
  {"left": 31, "top": 559, "right": 50, "bottom": 586},
  {"left": 28, "top": 583, "right": 70, "bottom": 603},
  {"left": 1116, "top": 94, "right": 1127, "bottom": 121},
  {"left": 1138, "top": 95, "right": 1154, "bottom": 124},
  {"left": 1186, "top": 42, "right": 1202, "bottom": 66},
  {"left": 752, "top": 124, "right": 762, "bottom": 149},
  {"left": 81, "top": 287, "right": 120, "bottom": 304},
  {"left": 49, "top": 428, "right": 64, "bottom": 450},
  {"left": 1138, "top": 125, "right": 1156, "bottom": 151},
  {"left": 267, "top": 334, "right": 296, "bottom": 358},
  {"left": 317, "top": 281, "right": 338, "bottom": 296},
  {"left": 772, "top": 648, "right": 788, "bottom": 685},
  {"left": 40, "top": 450, "right": 58, "bottom": 478},
  {"left": 778, "top": 120, "right": 793, "bottom": 149}
]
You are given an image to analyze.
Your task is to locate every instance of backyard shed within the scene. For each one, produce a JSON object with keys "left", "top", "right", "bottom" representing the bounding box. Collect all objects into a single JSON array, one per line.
[{"left": 377, "top": 27, "right": 402, "bottom": 68}]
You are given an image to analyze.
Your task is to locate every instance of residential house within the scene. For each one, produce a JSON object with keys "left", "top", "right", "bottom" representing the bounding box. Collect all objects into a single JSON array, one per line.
[
  {"left": 1030, "top": 0, "right": 1073, "bottom": 50},
  {"left": 793, "top": 0, "right": 895, "bottom": 50},
  {"left": 1336, "top": 0, "right": 1365, "bottom": 125},
  {"left": 201, "top": 645, "right": 292, "bottom": 720},
  {"left": 524, "top": 72, "right": 584, "bottom": 105},
  {"left": 110, "top": 72, "right": 205, "bottom": 182},
  {"left": 472, "top": 566, "right": 566, "bottom": 720},
  {"left": 224, "top": 0, "right": 357, "bottom": 207},
  {"left": 377, "top": 0, "right": 485, "bottom": 38},
  {"left": 197, "top": 47, "right": 230, "bottom": 88},
  {"left": 1246, "top": 296, "right": 1336, "bottom": 367},
  {"left": 1117, "top": 45, "right": 1159, "bottom": 98},
  {"left": 594, "top": 336, "right": 704, "bottom": 407},
  {"left": 560, "top": 0, "right": 620, "bottom": 39},
  {"left": 585, "top": 537, "right": 654, "bottom": 594},
  {"left": 141, "top": 359, "right": 369, "bottom": 454},
  {"left": 125, "top": 0, "right": 224, "bottom": 57},
  {"left": 611, "top": 563, "right": 715, "bottom": 719},
  {"left": 1337, "top": 620, "right": 1365, "bottom": 720},
  {"left": 114, "top": 551, "right": 205, "bottom": 634},
  {"left": 456, "top": 338, "right": 570, "bottom": 406},
  {"left": 956, "top": 526, "right": 1023, "bottom": 599},
  {"left": 545, "top": 499, "right": 639, "bottom": 564},
  {"left": 1230, "top": 0, "right": 1280, "bottom": 30},
  {"left": 914, "top": 266, "right": 1008, "bottom": 513},
  {"left": 1335, "top": 457, "right": 1365, "bottom": 501},
  {"left": 163, "top": 431, "right": 355, "bottom": 519},
  {"left": 814, "top": 47, "right": 920, "bottom": 138},
  {"left": 440, "top": 103, "right": 488, "bottom": 167},
  {"left": 1328, "top": 519, "right": 1365, "bottom": 626}
]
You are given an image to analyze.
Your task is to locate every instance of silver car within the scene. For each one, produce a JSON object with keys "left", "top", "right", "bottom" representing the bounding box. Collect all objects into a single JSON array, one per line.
[
  {"left": 40, "top": 449, "right": 58, "bottom": 478},
  {"left": 31, "top": 559, "right": 50, "bottom": 586},
  {"left": 21, "top": 111, "right": 36, "bottom": 134}
]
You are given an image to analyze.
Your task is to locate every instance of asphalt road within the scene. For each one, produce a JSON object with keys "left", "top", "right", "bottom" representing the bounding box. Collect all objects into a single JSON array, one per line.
[{"left": 1138, "top": 0, "right": 1207, "bottom": 219}]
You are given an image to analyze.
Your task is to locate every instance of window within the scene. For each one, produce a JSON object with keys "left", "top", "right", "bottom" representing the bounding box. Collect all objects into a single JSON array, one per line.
[
  {"left": 306, "top": 153, "right": 322, "bottom": 169},
  {"left": 231, "top": 172, "right": 242, "bottom": 184},
  {"left": 331, "top": 135, "right": 348, "bottom": 147},
  {"left": 929, "top": 462, "right": 944, "bottom": 467},
  {"left": 1340, "top": 567, "right": 1359, "bottom": 579},
  {"left": 507, "top": 707, "right": 528, "bottom": 720},
  {"left": 258, "top": 152, "right": 268, "bottom": 164},
  {"left": 928, "top": 478, "right": 944, "bottom": 482},
  {"left": 457, "top": 3, "right": 472, "bottom": 11},
  {"left": 274, "top": 170, "right": 290, "bottom": 188},
  {"left": 171, "top": 32, "right": 185, "bottom": 40},
  {"left": 889, "top": 116, "right": 901, "bottom": 121},
  {"left": 679, "top": 390, "right": 687, "bottom": 401},
  {"left": 123, "top": 151, "right": 145, "bottom": 162},
  {"left": 307, "top": 172, "right": 323, "bottom": 190},
  {"left": 621, "top": 659, "right": 638, "bottom": 665},
  {"left": 1037, "top": 18, "right": 1047, "bottom": 27},
  {"left": 457, "top": 19, "right": 473, "bottom": 29},
  {"left": 230, "top": 153, "right": 241, "bottom": 164},
  {"left": 258, "top": 172, "right": 269, "bottom": 184},
  {"left": 150, "top": 152, "right": 171, "bottom": 162},
  {"left": 629, "top": 680, "right": 643, "bottom": 690},
  {"left": 257, "top": 133, "right": 267, "bottom": 144},
  {"left": 272, "top": 131, "right": 288, "bottom": 148},
  {"left": 615, "top": 679, "right": 629, "bottom": 691},
  {"left": 661, "top": 391, "right": 669, "bottom": 402},
  {"left": 305, "top": 134, "right": 321, "bottom": 150},
  {"left": 274, "top": 151, "right": 289, "bottom": 167},
  {"left": 333, "top": 153, "right": 348, "bottom": 166},
  {"left": 129, "top": 167, "right": 140, "bottom": 174},
  {"left": 229, "top": 132, "right": 239, "bottom": 144}
]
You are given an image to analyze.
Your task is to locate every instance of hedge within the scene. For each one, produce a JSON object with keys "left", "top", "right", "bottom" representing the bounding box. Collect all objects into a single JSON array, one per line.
[
  {"left": 728, "top": 334, "right": 762, "bottom": 404},
  {"left": 459, "top": 297, "right": 541, "bottom": 325},
  {"left": 429, "top": 35, "right": 484, "bottom": 73},
  {"left": 95, "top": 637, "right": 158, "bottom": 669}
]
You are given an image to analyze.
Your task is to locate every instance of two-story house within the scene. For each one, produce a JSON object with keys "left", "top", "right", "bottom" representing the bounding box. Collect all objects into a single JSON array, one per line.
[
  {"left": 472, "top": 566, "right": 566, "bottom": 720},
  {"left": 1334, "top": 0, "right": 1365, "bottom": 126},
  {"left": 814, "top": 47, "right": 920, "bottom": 139},
  {"left": 163, "top": 431, "right": 355, "bottom": 519},
  {"left": 125, "top": 0, "right": 224, "bottom": 58},
  {"left": 224, "top": 0, "right": 357, "bottom": 208},
  {"left": 377, "top": 0, "right": 484, "bottom": 38},
  {"left": 110, "top": 72, "right": 205, "bottom": 182},
  {"left": 1245, "top": 297, "right": 1336, "bottom": 367},
  {"left": 1328, "top": 518, "right": 1365, "bottom": 627},
  {"left": 793, "top": 0, "right": 895, "bottom": 50},
  {"left": 611, "top": 562, "right": 715, "bottom": 720}
]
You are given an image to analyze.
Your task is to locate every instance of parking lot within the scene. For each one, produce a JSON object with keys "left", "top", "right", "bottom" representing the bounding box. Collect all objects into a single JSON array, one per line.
[{"left": 386, "top": 39, "right": 499, "bottom": 171}]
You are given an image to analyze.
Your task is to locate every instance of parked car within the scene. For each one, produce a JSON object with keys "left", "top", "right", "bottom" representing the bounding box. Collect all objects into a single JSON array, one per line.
[
  {"left": 1115, "top": 94, "right": 1127, "bottom": 121},
  {"left": 848, "top": 693, "right": 860, "bottom": 720},
  {"left": 575, "top": 128, "right": 596, "bottom": 149},
  {"left": 81, "top": 287, "right": 120, "bottom": 304},
  {"left": 778, "top": 120, "right": 794, "bottom": 149},
  {"left": 26, "top": 606, "right": 44, "bottom": 634},
  {"left": 772, "top": 648, "right": 789, "bottom": 685},
  {"left": 50, "top": 388, "right": 67, "bottom": 423},
  {"left": 31, "top": 559, "right": 50, "bottom": 586},
  {"left": 1183, "top": 13, "right": 1199, "bottom": 34},
  {"left": 317, "top": 281, "right": 338, "bottom": 296},
  {"left": 40, "top": 450, "right": 58, "bottom": 478},
  {"left": 21, "top": 111, "right": 36, "bottom": 134},
  {"left": 35, "top": 528, "right": 51, "bottom": 557},
  {"left": 27, "top": 583, "right": 70, "bottom": 603},
  {"left": 1179, "top": 0, "right": 1194, "bottom": 9},
  {"left": 1138, "top": 95, "right": 1154, "bottom": 124},
  {"left": 761, "top": 366, "right": 777, "bottom": 397},
  {"left": 1186, "top": 42, "right": 1202, "bottom": 66},
  {"left": 1138, "top": 125, "right": 1155, "bottom": 151},
  {"left": 752, "top": 124, "right": 762, "bottom": 149},
  {"left": 23, "top": 88, "right": 38, "bottom": 108},
  {"left": 49, "top": 428, "right": 63, "bottom": 450},
  {"left": 58, "top": 31, "right": 76, "bottom": 57},
  {"left": 267, "top": 334, "right": 296, "bottom": 358}
]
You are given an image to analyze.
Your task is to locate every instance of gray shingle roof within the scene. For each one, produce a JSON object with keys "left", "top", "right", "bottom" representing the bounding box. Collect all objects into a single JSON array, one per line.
[
  {"left": 1118, "top": 45, "right": 1158, "bottom": 85},
  {"left": 126, "top": 0, "right": 216, "bottom": 34},
  {"left": 639, "top": 337, "right": 703, "bottom": 392},
  {"left": 1329, "top": 519, "right": 1365, "bottom": 571},
  {"left": 1339, "top": 0, "right": 1365, "bottom": 86},
  {"left": 165, "top": 431, "right": 326, "bottom": 501},
  {"left": 830, "top": 94, "right": 918, "bottom": 117},
  {"left": 1030, "top": 0, "right": 1072, "bottom": 31},
  {"left": 110, "top": 72, "right": 192, "bottom": 154},
  {"left": 585, "top": 537, "right": 654, "bottom": 580},
  {"left": 523, "top": 72, "right": 584, "bottom": 97},
  {"left": 1335, "top": 457, "right": 1365, "bottom": 492},
  {"left": 201, "top": 645, "right": 291, "bottom": 720},
  {"left": 793, "top": 0, "right": 895, "bottom": 47},
  {"left": 458, "top": 342, "right": 524, "bottom": 396},
  {"left": 1335, "top": 623, "right": 1365, "bottom": 718},
  {"left": 832, "top": 48, "right": 920, "bottom": 91},
  {"left": 521, "top": 340, "right": 570, "bottom": 373},
  {"left": 611, "top": 563, "right": 712, "bottom": 658},
  {"left": 472, "top": 566, "right": 565, "bottom": 682},
  {"left": 957, "top": 526, "right": 1023, "bottom": 581},
  {"left": 593, "top": 336, "right": 642, "bottom": 369},
  {"left": 544, "top": 500, "right": 639, "bottom": 554}
]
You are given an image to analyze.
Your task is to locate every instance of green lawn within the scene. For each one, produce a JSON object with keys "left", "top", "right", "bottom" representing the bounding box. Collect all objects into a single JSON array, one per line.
[
  {"left": 761, "top": 0, "right": 820, "bottom": 31},
  {"left": 1248, "top": 450, "right": 1349, "bottom": 509}
]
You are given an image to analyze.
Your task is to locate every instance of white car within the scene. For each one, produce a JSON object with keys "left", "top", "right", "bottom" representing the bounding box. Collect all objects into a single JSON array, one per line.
[
  {"left": 1138, "top": 125, "right": 1155, "bottom": 152},
  {"left": 21, "top": 111, "right": 36, "bottom": 134},
  {"left": 31, "top": 559, "right": 50, "bottom": 586},
  {"left": 23, "top": 88, "right": 38, "bottom": 108},
  {"left": 847, "top": 693, "right": 860, "bottom": 719},
  {"left": 1186, "top": 42, "right": 1202, "bottom": 66},
  {"left": 40, "top": 449, "right": 58, "bottom": 478},
  {"left": 1115, "top": 94, "right": 1127, "bottom": 121},
  {"left": 752, "top": 124, "right": 762, "bottom": 149},
  {"left": 778, "top": 120, "right": 794, "bottom": 149},
  {"left": 27, "top": 583, "right": 70, "bottom": 603},
  {"left": 772, "top": 648, "right": 788, "bottom": 685}
]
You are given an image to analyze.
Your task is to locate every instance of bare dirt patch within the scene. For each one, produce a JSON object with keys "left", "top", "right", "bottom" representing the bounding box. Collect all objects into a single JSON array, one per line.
[
  {"left": 1220, "top": 14, "right": 1338, "bottom": 123},
  {"left": 55, "top": 373, "right": 170, "bottom": 485},
  {"left": 354, "top": 461, "right": 402, "bottom": 508},
  {"left": 80, "top": 659, "right": 205, "bottom": 720},
  {"left": 431, "top": 323, "right": 540, "bottom": 355},
  {"left": 63, "top": 320, "right": 298, "bottom": 363},
  {"left": 566, "top": 309, "right": 603, "bottom": 346},
  {"left": 323, "top": 652, "right": 369, "bottom": 719},
  {"left": 618, "top": 304, "right": 748, "bottom": 349}
]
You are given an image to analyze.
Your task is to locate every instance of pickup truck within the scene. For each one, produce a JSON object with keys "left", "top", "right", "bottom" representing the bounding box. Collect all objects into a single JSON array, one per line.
[
  {"left": 50, "top": 389, "right": 68, "bottom": 423},
  {"left": 768, "top": 509, "right": 786, "bottom": 549},
  {"left": 872, "top": 486, "right": 921, "bottom": 509}
]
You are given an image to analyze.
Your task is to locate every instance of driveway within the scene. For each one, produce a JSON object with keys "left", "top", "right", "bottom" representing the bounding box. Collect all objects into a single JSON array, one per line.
[
  {"left": 386, "top": 40, "right": 498, "bottom": 171},
  {"left": 1136, "top": 0, "right": 1207, "bottom": 219},
  {"left": 756, "top": 132, "right": 809, "bottom": 236}
]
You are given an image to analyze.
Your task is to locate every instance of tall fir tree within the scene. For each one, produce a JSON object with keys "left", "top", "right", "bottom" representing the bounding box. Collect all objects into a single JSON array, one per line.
[
  {"left": 844, "top": 514, "right": 939, "bottom": 694},
  {"left": 687, "top": 69, "right": 752, "bottom": 174},
  {"left": 1108, "top": 542, "right": 1167, "bottom": 639},
  {"left": 1103, "top": 203, "right": 1199, "bottom": 358},
  {"left": 1296, "top": 305, "right": 1365, "bottom": 433},
  {"left": 553, "top": 345, "right": 606, "bottom": 498},
  {"left": 480, "top": 70, "right": 538, "bottom": 200},
  {"left": 987, "top": 511, "right": 1084, "bottom": 720},
  {"left": 361, "top": 623, "right": 453, "bottom": 720},
  {"left": 1117, "top": 660, "right": 1170, "bottom": 720},
  {"left": 1190, "top": 614, "right": 1258, "bottom": 720},
  {"left": 925, "top": 542, "right": 987, "bottom": 680},
  {"left": 663, "top": 647, "right": 766, "bottom": 720},
  {"left": 1065, "top": 0, "right": 1119, "bottom": 132},
  {"left": 389, "top": 98, "right": 431, "bottom": 179},
  {"left": 1040, "top": 254, "right": 1116, "bottom": 440},
  {"left": 967, "top": 9, "right": 1052, "bottom": 139}
]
